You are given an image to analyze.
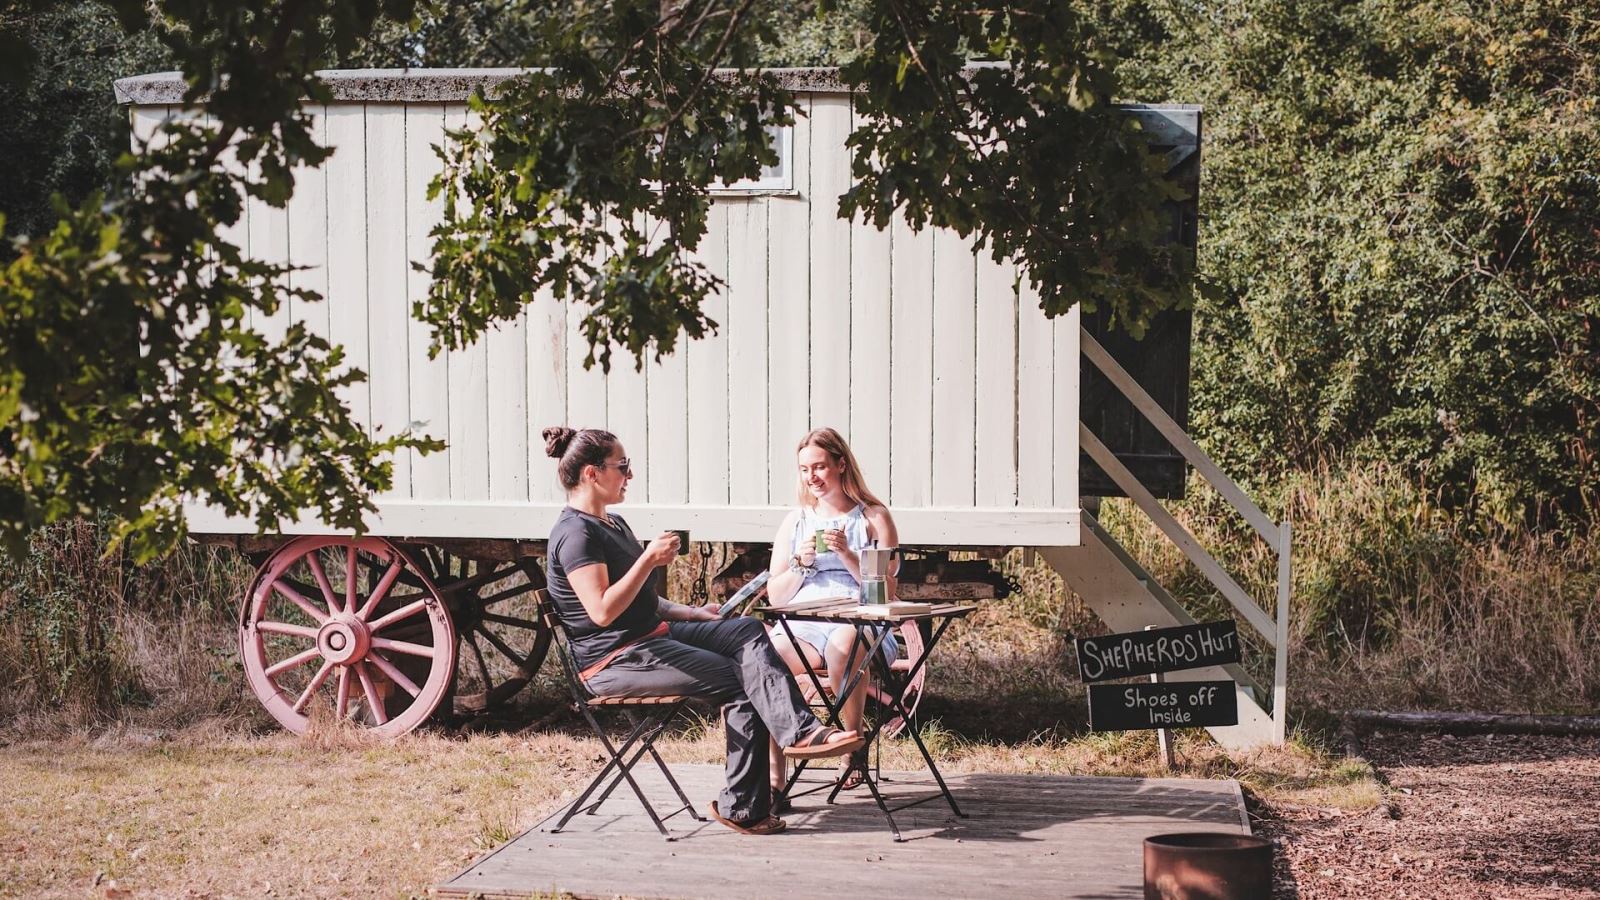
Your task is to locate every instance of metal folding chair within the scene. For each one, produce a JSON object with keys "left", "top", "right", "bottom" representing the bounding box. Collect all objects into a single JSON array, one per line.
[{"left": 534, "top": 589, "right": 706, "bottom": 841}]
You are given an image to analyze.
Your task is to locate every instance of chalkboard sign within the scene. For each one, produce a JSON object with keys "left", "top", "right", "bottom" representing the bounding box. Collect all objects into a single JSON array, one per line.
[
  {"left": 1088, "top": 681, "right": 1239, "bottom": 731},
  {"left": 1074, "top": 620, "right": 1240, "bottom": 683}
]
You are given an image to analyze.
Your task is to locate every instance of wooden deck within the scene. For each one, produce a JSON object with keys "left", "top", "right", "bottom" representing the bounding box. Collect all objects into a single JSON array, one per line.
[{"left": 437, "top": 764, "right": 1251, "bottom": 899}]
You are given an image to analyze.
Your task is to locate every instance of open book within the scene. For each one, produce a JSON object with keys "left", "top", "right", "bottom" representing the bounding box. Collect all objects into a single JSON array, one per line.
[{"left": 718, "top": 570, "right": 772, "bottom": 619}]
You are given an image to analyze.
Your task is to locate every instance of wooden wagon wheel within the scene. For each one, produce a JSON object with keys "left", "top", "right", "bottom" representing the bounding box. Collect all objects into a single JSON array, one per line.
[
  {"left": 238, "top": 536, "right": 455, "bottom": 736},
  {"left": 411, "top": 549, "right": 552, "bottom": 715},
  {"left": 878, "top": 621, "right": 927, "bottom": 739}
]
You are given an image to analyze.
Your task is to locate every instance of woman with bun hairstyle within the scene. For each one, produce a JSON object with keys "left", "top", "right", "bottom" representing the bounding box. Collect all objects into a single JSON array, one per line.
[
  {"left": 764, "top": 426, "right": 901, "bottom": 803},
  {"left": 540, "top": 426, "right": 865, "bottom": 835}
]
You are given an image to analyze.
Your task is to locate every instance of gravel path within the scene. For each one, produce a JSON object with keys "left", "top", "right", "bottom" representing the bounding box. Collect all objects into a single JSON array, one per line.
[{"left": 1260, "top": 732, "right": 1600, "bottom": 898}]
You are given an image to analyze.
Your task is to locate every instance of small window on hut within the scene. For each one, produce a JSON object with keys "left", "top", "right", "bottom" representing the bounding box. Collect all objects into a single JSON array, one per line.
[{"left": 710, "top": 123, "right": 793, "bottom": 194}]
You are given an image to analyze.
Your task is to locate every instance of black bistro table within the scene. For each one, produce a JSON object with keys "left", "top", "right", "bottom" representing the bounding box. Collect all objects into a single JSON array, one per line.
[{"left": 760, "top": 599, "right": 978, "bottom": 841}]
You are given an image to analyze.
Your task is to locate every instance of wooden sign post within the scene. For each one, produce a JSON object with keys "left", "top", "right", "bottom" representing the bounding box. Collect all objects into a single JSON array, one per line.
[
  {"left": 1075, "top": 620, "right": 1243, "bottom": 768},
  {"left": 1147, "top": 626, "right": 1174, "bottom": 769}
]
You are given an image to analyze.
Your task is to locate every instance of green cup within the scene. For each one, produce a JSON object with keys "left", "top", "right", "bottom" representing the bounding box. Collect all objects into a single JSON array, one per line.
[{"left": 814, "top": 529, "right": 829, "bottom": 554}]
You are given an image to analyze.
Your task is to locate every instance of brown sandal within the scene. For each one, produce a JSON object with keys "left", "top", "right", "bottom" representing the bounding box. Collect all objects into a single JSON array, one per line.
[
  {"left": 783, "top": 726, "right": 867, "bottom": 760},
  {"left": 708, "top": 801, "right": 787, "bottom": 835},
  {"left": 839, "top": 749, "right": 868, "bottom": 790}
]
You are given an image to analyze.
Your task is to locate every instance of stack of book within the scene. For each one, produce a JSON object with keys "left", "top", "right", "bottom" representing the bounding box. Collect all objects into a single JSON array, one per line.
[{"left": 775, "top": 595, "right": 858, "bottom": 612}]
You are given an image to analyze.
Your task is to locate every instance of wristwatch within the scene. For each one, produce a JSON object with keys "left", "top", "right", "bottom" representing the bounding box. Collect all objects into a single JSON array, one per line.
[{"left": 788, "top": 554, "right": 816, "bottom": 577}]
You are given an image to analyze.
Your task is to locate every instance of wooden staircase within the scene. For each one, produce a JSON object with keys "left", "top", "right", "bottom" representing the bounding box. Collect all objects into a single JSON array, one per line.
[{"left": 1042, "top": 329, "right": 1292, "bottom": 749}]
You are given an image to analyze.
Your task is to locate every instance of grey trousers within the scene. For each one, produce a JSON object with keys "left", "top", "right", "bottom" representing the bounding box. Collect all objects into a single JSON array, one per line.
[{"left": 585, "top": 616, "right": 820, "bottom": 821}]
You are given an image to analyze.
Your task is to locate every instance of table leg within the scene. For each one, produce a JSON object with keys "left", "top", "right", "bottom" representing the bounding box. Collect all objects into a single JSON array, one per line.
[
  {"left": 775, "top": 616, "right": 839, "bottom": 726},
  {"left": 776, "top": 616, "right": 858, "bottom": 801},
  {"left": 874, "top": 617, "right": 966, "bottom": 817},
  {"left": 825, "top": 623, "right": 892, "bottom": 806}
]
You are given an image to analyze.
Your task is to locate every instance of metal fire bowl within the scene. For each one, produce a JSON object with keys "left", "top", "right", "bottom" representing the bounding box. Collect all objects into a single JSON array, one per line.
[{"left": 1143, "top": 832, "right": 1273, "bottom": 900}]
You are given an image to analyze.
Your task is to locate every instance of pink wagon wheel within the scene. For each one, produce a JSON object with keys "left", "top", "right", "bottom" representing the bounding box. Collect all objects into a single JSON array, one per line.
[{"left": 239, "top": 536, "right": 456, "bottom": 736}]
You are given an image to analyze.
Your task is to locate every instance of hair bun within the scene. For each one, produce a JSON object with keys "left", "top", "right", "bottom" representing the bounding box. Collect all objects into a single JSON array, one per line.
[{"left": 542, "top": 426, "right": 577, "bottom": 459}]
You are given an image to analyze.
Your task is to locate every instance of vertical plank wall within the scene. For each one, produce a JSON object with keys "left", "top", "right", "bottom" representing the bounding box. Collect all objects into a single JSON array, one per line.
[{"left": 168, "top": 91, "right": 1079, "bottom": 521}]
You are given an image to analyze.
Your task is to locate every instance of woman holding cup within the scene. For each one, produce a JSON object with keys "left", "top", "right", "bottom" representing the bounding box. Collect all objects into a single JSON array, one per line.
[
  {"left": 541, "top": 426, "right": 864, "bottom": 835},
  {"left": 764, "top": 427, "right": 901, "bottom": 804}
]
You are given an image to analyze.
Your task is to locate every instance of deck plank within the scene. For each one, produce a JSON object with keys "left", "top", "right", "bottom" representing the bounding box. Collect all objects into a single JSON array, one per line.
[{"left": 437, "top": 765, "right": 1248, "bottom": 899}]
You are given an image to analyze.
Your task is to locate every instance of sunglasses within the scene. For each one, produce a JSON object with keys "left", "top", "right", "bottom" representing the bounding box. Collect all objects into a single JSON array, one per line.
[{"left": 594, "top": 458, "right": 632, "bottom": 476}]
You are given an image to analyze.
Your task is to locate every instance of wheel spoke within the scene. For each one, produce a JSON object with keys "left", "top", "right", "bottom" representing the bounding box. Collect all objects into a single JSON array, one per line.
[
  {"left": 335, "top": 666, "right": 352, "bottom": 720},
  {"left": 308, "top": 550, "right": 341, "bottom": 616},
  {"left": 366, "top": 651, "right": 421, "bottom": 697},
  {"left": 345, "top": 544, "right": 358, "bottom": 616},
  {"left": 482, "top": 583, "right": 536, "bottom": 605},
  {"left": 355, "top": 662, "right": 388, "bottom": 725},
  {"left": 292, "top": 659, "right": 338, "bottom": 713},
  {"left": 467, "top": 632, "right": 493, "bottom": 689},
  {"left": 279, "top": 575, "right": 327, "bottom": 604},
  {"left": 370, "top": 637, "right": 436, "bottom": 659},
  {"left": 368, "top": 598, "right": 429, "bottom": 633},
  {"left": 482, "top": 612, "right": 540, "bottom": 630},
  {"left": 440, "top": 563, "right": 523, "bottom": 596},
  {"left": 265, "top": 647, "right": 322, "bottom": 679},
  {"left": 477, "top": 625, "right": 529, "bottom": 670},
  {"left": 355, "top": 559, "right": 406, "bottom": 621},
  {"left": 272, "top": 580, "right": 329, "bottom": 625},
  {"left": 257, "top": 620, "right": 318, "bottom": 640}
]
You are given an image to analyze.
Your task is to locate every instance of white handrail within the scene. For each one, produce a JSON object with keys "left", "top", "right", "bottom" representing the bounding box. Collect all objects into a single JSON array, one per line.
[
  {"left": 1274, "top": 520, "right": 1292, "bottom": 743},
  {"left": 1080, "top": 512, "right": 1269, "bottom": 697},
  {"left": 1081, "top": 331, "right": 1279, "bottom": 545},
  {"left": 1080, "top": 425, "right": 1278, "bottom": 642}
]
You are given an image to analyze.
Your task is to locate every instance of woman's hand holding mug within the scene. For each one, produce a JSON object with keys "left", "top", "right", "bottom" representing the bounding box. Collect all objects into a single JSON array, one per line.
[
  {"left": 821, "top": 528, "right": 850, "bottom": 555},
  {"left": 644, "top": 532, "right": 680, "bottom": 567}
]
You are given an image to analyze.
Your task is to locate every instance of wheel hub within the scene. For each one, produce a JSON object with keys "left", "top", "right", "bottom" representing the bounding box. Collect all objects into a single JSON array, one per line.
[{"left": 317, "top": 615, "right": 371, "bottom": 665}]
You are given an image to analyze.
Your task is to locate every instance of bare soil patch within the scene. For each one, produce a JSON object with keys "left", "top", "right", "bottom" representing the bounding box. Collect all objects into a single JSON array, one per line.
[{"left": 1258, "top": 731, "right": 1600, "bottom": 899}]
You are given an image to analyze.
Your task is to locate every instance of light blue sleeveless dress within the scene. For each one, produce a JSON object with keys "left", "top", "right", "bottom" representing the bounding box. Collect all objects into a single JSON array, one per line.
[{"left": 780, "top": 503, "right": 898, "bottom": 664}]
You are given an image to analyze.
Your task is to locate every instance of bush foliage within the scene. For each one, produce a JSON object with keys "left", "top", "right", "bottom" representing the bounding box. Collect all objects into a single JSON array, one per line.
[{"left": 1104, "top": 0, "right": 1600, "bottom": 524}]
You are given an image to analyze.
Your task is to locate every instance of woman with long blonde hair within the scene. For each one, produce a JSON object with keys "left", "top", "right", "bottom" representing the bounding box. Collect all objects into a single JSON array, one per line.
[{"left": 764, "top": 427, "right": 901, "bottom": 807}]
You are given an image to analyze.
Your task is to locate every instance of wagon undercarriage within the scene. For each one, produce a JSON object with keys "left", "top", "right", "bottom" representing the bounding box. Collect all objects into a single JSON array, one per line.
[{"left": 213, "top": 535, "right": 993, "bottom": 736}]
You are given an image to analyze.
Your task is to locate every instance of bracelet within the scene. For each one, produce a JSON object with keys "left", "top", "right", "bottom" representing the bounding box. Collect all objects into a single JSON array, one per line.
[{"left": 788, "top": 556, "right": 816, "bottom": 578}]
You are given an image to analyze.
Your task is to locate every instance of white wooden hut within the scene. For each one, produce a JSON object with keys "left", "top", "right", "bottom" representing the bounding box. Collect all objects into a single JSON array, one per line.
[{"left": 116, "top": 68, "right": 1290, "bottom": 749}]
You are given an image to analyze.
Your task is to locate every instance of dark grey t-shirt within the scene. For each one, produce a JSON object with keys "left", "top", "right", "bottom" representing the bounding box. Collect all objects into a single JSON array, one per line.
[{"left": 546, "top": 507, "right": 662, "bottom": 671}]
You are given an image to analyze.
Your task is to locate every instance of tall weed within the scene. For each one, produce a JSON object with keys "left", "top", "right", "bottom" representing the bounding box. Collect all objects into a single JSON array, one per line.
[
  {"left": 0, "top": 518, "right": 251, "bottom": 730},
  {"left": 3, "top": 464, "right": 1597, "bottom": 733},
  {"left": 1092, "top": 463, "right": 1600, "bottom": 712}
]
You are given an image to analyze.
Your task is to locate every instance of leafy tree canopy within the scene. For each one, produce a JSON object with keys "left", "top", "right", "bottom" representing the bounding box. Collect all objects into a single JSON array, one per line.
[
  {"left": 1100, "top": 0, "right": 1600, "bottom": 524},
  {"left": 0, "top": 0, "right": 1191, "bottom": 559}
]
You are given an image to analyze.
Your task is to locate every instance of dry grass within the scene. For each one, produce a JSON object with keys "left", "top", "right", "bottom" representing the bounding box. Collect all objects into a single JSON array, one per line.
[
  {"left": 0, "top": 715, "right": 1373, "bottom": 899},
  {"left": 0, "top": 729, "right": 588, "bottom": 899},
  {"left": 0, "top": 519, "right": 257, "bottom": 733},
  {"left": 0, "top": 536, "right": 1383, "bottom": 898},
  {"left": 1092, "top": 463, "right": 1600, "bottom": 714}
]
